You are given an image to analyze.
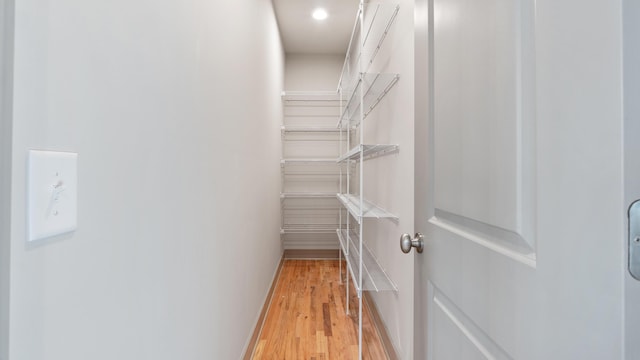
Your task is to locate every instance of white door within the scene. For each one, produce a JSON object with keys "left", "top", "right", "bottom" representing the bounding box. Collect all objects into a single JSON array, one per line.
[{"left": 413, "top": 0, "right": 627, "bottom": 359}]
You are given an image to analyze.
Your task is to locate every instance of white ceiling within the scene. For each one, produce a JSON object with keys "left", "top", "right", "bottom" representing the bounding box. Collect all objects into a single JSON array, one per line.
[{"left": 272, "top": 0, "right": 360, "bottom": 55}]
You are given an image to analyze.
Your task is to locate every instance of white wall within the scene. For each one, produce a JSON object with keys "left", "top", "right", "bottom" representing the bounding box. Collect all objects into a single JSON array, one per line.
[
  {"left": 0, "top": 0, "right": 13, "bottom": 358},
  {"left": 285, "top": 53, "right": 343, "bottom": 91},
  {"left": 8, "top": 1, "right": 283, "bottom": 359}
]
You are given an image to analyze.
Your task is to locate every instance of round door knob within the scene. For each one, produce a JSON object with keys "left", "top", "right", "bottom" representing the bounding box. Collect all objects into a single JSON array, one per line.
[{"left": 400, "top": 233, "right": 424, "bottom": 254}]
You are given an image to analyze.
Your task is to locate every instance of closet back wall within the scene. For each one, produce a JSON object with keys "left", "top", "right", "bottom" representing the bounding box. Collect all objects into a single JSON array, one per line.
[
  {"left": 285, "top": 54, "right": 344, "bottom": 91},
  {"left": 7, "top": 1, "right": 283, "bottom": 359},
  {"left": 282, "top": 54, "right": 343, "bottom": 251}
]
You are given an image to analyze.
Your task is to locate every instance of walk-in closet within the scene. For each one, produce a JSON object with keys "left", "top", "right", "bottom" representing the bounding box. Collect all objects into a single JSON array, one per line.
[{"left": 265, "top": 0, "right": 414, "bottom": 358}]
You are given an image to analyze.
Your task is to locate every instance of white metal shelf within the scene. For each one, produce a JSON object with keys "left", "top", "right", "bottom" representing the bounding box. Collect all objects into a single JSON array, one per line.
[
  {"left": 336, "top": 193, "right": 397, "bottom": 224},
  {"left": 281, "top": 126, "right": 341, "bottom": 133},
  {"left": 280, "top": 91, "right": 342, "bottom": 246},
  {"left": 281, "top": 226, "right": 337, "bottom": 234},
  {"left": 282, "top": 91, "right": 340, "bottom": 102},
  {"left": 337, "top": 144, "right": 398, "bottom": 163},
  {"left": 281, "top": 158, "right": 339, "bottom": 166},
  {"left": 362, "top": 3, "right": 400, "bottom": 69},
  {"left": 337, "top": 229, "right": 397, "bottom": 292},
  {"left": 283, "top": 208, "right": 341, "bottom": 213},
  {"left": 337, "top": 72, "right": 400, "bottom": 128},
  {"left": 283, "top": 172, "right": 344, "bottom": 176},
  {"left": 337, "top": 3, "right": 399, "bottom": 88},
  {"left": 281, "top": 192, "right": 337, "bottom": 199}
]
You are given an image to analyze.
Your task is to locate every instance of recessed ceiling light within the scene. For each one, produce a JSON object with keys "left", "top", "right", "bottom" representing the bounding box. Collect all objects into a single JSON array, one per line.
[{"left": 312, "top": 8, "right": 328, "bottom": 21}]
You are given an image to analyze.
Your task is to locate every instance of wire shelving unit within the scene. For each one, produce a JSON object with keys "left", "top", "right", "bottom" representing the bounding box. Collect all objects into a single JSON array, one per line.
[
  {"left": 336, "top": 2, "right": 401, "bottom": 359},
  {"left": 280, "top": 91, "right": 346, "bottom": 249}
]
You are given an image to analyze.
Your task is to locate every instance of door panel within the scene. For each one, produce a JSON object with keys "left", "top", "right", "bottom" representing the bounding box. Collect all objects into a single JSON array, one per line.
[
  {"left": 429, "top": 283, "right": 512, "bottom": 360},
  {"left": 425, "top": 221, "right": 536, "bottom": 359},
  {"left": 428, "top": 0, "right": 536, "bottom": 356},
  {"left": 433, "top": 0, "right": 536, "bottom": 258}
]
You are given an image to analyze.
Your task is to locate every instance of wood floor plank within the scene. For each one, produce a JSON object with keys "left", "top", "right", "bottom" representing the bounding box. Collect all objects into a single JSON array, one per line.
[
  {"left": 322, "top": 303, "right": 332, "bottom": 336},
  {"left": 252, "top": 259, "right": 387, "bottom": 360}
]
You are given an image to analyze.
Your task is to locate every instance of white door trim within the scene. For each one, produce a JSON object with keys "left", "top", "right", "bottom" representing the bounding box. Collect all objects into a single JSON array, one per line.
[
  {"left": 0, "top": 0, "right": 14, "bottom": 358},
  {"left": 413, "top": 0, "right": 431, "bottom": 357}
]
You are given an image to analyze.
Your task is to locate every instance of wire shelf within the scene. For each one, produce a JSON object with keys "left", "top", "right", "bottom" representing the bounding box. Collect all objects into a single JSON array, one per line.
[
  {"left": 336, "top": 193, "right": 398, "bottom": 224},
  {"left": 337, "top": 229, "right": 397, "bottom": 292},
  {"left": 281, "top": 192, "right": 337, "bottom": 199},
  {"left": 281, "top": 158, "right": 339, "bottom": 166},
  {"left": 282, "top": 126, "right": 342, "bottom": 133},
  {"left": 337, "top": 73, "right": 400, "bottom": 128},
  {"left": 282, "top": 91, "right": 340, "bottom": 102},
  {"left": 281, "top": 226, "right": 338, "bottom": 234},
  {"left": 337, "top": 144, "right": 398, "bottom": 163}
]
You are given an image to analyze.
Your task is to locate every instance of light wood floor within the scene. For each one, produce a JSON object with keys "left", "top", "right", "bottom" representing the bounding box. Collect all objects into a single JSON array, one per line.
[{"left": 252, "top": 260, "right": 388, "bottom": 360}]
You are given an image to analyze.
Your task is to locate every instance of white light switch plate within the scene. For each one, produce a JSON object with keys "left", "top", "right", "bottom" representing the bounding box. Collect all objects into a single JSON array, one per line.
[{"left": 28, "top": 150, "right": 78, "bottom": 241}]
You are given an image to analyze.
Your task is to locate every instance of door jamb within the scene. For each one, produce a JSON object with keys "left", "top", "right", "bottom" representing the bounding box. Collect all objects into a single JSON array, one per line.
[
  {"left": 413, "top": 0, "right": 431, "bottom": 358},
  {"left": 0, "top": 0, "right": 14, "bottom": 358}
]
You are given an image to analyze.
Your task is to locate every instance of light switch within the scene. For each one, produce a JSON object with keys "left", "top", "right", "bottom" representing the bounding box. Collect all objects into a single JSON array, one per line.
[{"left": 28, "top": 150, "right": 78, "bottom": 241}]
